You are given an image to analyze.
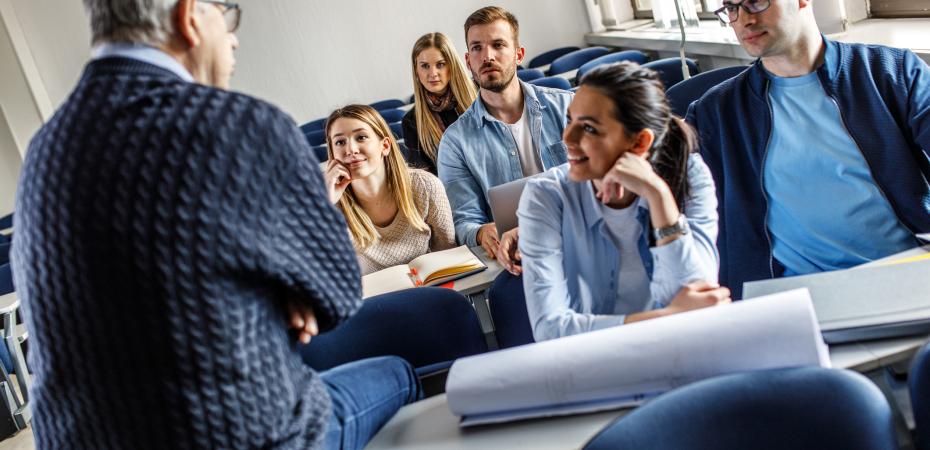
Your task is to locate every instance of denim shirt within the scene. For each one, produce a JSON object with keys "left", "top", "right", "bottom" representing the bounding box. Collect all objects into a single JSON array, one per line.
[
  {"left": 437, "top": 81, "right": 572, "bottom": 246},
  {"left": 518, "top": 155, "right": 719, "bottom": 342}
]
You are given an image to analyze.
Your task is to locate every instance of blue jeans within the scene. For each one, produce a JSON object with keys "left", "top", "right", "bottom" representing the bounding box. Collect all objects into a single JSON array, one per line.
[{"left": 321, "top": 356, "right": 421, "bottom": 450}]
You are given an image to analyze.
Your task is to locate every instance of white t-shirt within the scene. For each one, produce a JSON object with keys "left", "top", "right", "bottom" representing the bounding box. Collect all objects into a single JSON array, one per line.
[
  {"left": 600, "top": 202, "right": 651, "bottom": 315},
  {"left": 506, "top": 105, "right": 544, "bottom": 177}
]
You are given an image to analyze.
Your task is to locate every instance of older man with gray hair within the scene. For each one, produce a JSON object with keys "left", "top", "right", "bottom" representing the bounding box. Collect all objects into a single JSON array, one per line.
[{"left": 11, "top": 1, "right": 419, "bottom": 448}]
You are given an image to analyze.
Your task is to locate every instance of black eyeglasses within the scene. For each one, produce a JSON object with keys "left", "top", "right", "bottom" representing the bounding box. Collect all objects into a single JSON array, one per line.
[
  {"left": 714, "top": 0, "right": 771, "bottom": 24},
  {"left": 198, "top": 0, "right": 241, "bottom": 33}
]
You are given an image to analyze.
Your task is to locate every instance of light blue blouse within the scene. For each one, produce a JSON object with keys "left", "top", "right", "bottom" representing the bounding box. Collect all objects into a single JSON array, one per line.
[{"left": 518, "top": 154, "right": 720, "bottom": 341}]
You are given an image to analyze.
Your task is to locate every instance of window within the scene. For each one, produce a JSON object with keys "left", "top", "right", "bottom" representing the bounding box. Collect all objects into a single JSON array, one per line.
[
  {"left": 870, "top": 0, "right": 930, "bottom": 17},
  {"left": 632, "top": 0, "right": 724, "bottom": 20}
]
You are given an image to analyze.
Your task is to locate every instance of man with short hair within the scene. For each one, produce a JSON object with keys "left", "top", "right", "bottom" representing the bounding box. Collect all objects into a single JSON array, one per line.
[
  {"left": 12, "top": 1, "right": 418, "bottom": 448},
  {"left": 438, "top": 6, "right": 571, "bottom": 274},
  {"left": 688, "top": 0, "right": 930, "bottom": 297}
]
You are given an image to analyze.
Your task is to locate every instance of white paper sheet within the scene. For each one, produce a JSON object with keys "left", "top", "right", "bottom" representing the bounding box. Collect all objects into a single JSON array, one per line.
[
  {"left": 918, "top": 233, "right": 930, "bottom": 243},
  {"left": 446, "top": 289, "right": 830, "bottom": 426}
]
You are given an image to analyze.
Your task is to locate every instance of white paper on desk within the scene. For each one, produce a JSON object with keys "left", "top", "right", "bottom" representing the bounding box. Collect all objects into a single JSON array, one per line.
[
  {"left": 918, "top": 233, "right": 930, "bottom": 243},
  {"left": 446, "top": 288, "right": 830, "bottom": 427}
]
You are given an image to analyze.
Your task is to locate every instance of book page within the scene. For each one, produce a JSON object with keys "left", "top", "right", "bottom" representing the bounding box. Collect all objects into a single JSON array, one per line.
[
  {"left": 446, "top": 289, "right": 829, "bottom": 426},
  {"left": 408, "top": 246, "right": 485, "bottom": 284},
  {"left": 361, "top": 265, "right": 416, "bottom": 299}
]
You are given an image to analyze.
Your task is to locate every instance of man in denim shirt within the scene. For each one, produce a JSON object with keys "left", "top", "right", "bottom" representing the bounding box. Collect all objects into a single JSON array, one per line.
[
  {"left": 438, "top": 6, "right": 571, "bottom": 274},
  {"left": 688, "top": 0, "right": 930, "bottom": 297}
]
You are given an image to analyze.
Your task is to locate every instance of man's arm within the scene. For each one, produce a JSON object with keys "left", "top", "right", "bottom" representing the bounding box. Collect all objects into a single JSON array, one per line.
[
  {"left": 904, "top": 50, "right": 930, "bottom": 158},
  {"left": 437, "top": 132, "right": 491, "bottom": 247}
]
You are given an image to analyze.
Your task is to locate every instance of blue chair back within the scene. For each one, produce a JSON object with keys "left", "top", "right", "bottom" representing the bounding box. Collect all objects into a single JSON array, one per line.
[
  {"left": 584, "top": 367, "right": 896, "bottom": 450},
  {"left": 299, "top": 117, "right": 327, "bottom": 134},
  {"left": 487, "top": 272, "right": 535, "bottom": 349},
  {"left": 576, "top": 50, "right": 649, "bottom": 80},
  {"left": 0, "top": 263, "right": 12, "bottom": 296},
  {"left": 389, "top": 122, "right": 404, "bottom": 141},
  {"left": 379, "top": 108, "right": 405, "bottom": 124},
  {"left": 517, "top": 68, "right": 545, "bottom": 82},
  {"left": 312, "top": 145, "right": 328, "bottom": 162},
  {"left": 0, "top": 242, "right": 9, "bottom": 266},
  {"left": 548, "top": 47, "right": 610, "bottom": 76},
  {"left": 304, "top": 129, "right": 326, "bottom": 147},
  {"left": 528, "top": 46, "right": 581, "bottom": 69},
  {"left": 0, "top": 213, "right": 11, "bottom": 230},
  {"left": 529, "top": 76, "right": 572, "bottom": 91},
  {"left": 299, "top": 287, "right": 489, "bottom": 371},
  {"left": 369, "top": 99, "right": 406, "bottom": 111},
  {"left": 642, "top": 57, "right": 700, "bottom": 89},
  {"left": 911, "top": 341, "right": 930, "bottom": 450},
  {"left": 665, "top": 65, "right": 747, "bottom": 117}
]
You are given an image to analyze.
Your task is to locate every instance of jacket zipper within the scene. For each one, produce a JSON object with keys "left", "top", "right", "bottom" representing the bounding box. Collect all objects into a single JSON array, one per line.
[
  {"left": 759, "top": 80, "right": 776, "bottom": 278},
  {"left": 822, "top": 85, "right": 920, "bottom": 239}
]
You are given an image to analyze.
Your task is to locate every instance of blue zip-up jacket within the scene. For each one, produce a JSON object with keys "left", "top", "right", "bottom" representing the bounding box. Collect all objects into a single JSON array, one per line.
[{"left": 687, "top": 37, "right": 930, "bottom": 298}]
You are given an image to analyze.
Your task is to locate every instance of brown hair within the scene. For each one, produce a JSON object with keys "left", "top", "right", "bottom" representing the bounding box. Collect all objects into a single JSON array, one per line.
[
  {"left": 325, "top": 105, "right": 428, "bottom": 250},
  {"left": 464, "top": 6, "right": 519, "bottom": 46},
  {"left": 410, "top": 32, "right": 477, "bottom": 162}
]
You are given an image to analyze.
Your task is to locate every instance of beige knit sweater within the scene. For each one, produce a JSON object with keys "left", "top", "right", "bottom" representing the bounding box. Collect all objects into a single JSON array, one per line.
[{"left": 358, "top": 169, "right": 456, "bottom": 274}]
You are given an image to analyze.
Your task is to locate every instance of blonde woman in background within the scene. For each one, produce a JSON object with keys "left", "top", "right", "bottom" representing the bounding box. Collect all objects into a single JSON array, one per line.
[
  {"left": 401, "top": 32, "right": 477, "bottom": 174},
  {"left": 324, "top": 104, "right": 456, "bottom": 274}
]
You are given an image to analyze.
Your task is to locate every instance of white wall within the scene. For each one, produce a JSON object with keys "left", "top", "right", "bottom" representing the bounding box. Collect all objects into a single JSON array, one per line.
[
  {"left": 0, "top": 107, "right": 21, "bottom": 216},
  {"left": 232, "top": 0, "right": 591, "bottom": 123}
]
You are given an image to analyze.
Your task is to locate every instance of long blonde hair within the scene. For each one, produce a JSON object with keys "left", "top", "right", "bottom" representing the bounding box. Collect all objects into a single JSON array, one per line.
[
  {"left": 326, "top": 105, "right": 428, "bottom": 250},
  {"left": 410, "top": 32, "right": 477, "bottom": 162}
]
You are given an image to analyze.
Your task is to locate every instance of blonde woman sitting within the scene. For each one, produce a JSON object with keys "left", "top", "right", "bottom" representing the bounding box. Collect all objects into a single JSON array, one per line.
[
  {"left": 402, "top": 32, "right": 477, "bottom": 174},
  {"left": 324, "top": 104, "right": 456, "bottom": 275}
]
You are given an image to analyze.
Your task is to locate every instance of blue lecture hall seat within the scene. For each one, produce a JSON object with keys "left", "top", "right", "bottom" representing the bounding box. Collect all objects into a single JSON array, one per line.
[
  {"left": 0, "top": 242, "right": 9, "bottom": 266},
  {"left": 379, "top": 108, "right": 405, "bottom": 124},
  {"left": 527, "top": 46, "right": 580, "bottom": 69},
  {"left": 642, "top": 57, "right": 701, "bottom": 90},
  {"left": 911, "top": 341, "right": 930, "bottom": 450},
  {"left": 299, "top": 117, "right": 327, "bottom": 134},
  {"left": 583, "top": 367, "right": 897, "bottom": 450},
  {"left": 312, "top": 145, "right": 328, "bottom": 162},
  {"left": 548, "top": 47, "right": 610, "bottom": 76},
  {"left": 369, "top": 98, "right": 406, "bottom": 112},
  {"left": 299, "top": 287, "right": 488, "bottom": 372},
  {"left": 487, "top": 272, "right": 535, "bottom": 349},
  {"left": 304, "top": 129, "right": 326, "bottom": 147},
  {"left": 516, "top": 68, "right": 545, "bottom": 82},
  {"left": 665, "top": 65, "right": 747, "bottom": 117},
  {"left": 389, "top": 122, "right": 404, "bottom": 141},
  {"left": 529, "top": 76, "right": 572, "bottom": 91},
  {"left": 576, "top": 50, "right": 648, "bottom": 81},
  {"left": 0, "top": 214, "right": 10, "bottom": 231}
]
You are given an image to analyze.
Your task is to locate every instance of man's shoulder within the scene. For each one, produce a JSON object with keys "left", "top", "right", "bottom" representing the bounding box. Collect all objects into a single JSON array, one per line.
[{"left": 690, "top": 68, "right": 753, "bottom": 115}]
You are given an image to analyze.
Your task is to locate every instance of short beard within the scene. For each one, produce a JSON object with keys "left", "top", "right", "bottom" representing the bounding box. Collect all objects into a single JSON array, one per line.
[{"left": 476, "top": 65, "right": 517, "bottom": 93}]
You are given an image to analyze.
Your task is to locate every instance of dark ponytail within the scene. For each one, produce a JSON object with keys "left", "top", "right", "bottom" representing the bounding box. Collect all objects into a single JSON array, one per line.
[{"left": 578, "top": 62, "right": 697, "bottom": 209}]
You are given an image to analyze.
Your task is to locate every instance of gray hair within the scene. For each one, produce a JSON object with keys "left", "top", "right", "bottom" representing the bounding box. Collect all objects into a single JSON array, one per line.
[{"left": 83, "top": 0, "right": 180, "bottom": 46}]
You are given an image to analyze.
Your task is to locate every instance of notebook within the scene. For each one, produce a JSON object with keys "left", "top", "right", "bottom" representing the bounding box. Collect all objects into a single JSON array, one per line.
[
  {"left": 361, "top": 246, "right": 487, "bottom": 298},
  {"left": 742, "top": 256, "right": 930, "bottom": 344},
  {"left": 446, "top": 289, "right": 829, "bottom": 426}
]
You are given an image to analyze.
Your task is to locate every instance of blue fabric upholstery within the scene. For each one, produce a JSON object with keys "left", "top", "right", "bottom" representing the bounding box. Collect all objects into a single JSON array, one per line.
[
  {"left": 0, "top": 213, "right": 11, "bottom": 230},
  {"left": 299, "top": 287, "right": 489, "bottom": 371},
  {"left": 389, "top": 122, "right": 404, "bottom": 141},
  {"left": 380, "top": 108, "right": 405, "bottom": 124},
  {"left": 548, "top": 47, "right": 610, "bottom": 76},
  {"left": 517, "top": 68, "right": 545, "bottom": 82},
  {"left": 584, "top": 367, "right": 896, "bottom": 450},
  {"left": 576, "top": 50, "right": 649, "bottom": 81},
  {"left": 911, "top": 341, "right": 930, "bottom": 450},
  {"left": 529, "top": 76, "right": 572, "bottom": 91},
  {"left": 304, "top": 129, "right": 326, "bottom": 147},
  {"left": 487, "top": 272, "right": 534, "bottom": 348},
  {"left": 369, "top": 99, "right": 406, "bottom": 111},
  {"left": 528, "top": 46, "right": 581, "bottom": 69},
  {"left": 299, "top": 117, "right": 327, "bottom": 134},
  {"left": 0, "top": 263, "right": 11, "bottom": 296},
  {"left": 312, "top": 145, "right": 328, "bottom": 162},
  {"left": 642, "top": 57, "right": 701, "bottom": 89},
  {"left": 0, "top": 242, "right": 9, "bottom": 266},
  {"left": 666, "top": 65, "right": 747, "bottom": 117}
]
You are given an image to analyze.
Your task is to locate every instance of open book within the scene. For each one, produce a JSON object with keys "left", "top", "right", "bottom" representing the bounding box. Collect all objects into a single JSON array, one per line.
[
  {"left": 362, "top": 245, "right": 487, "bottom": 298},
  {"left": 445, "top": 289, "right": 829, "bottom": 427}
]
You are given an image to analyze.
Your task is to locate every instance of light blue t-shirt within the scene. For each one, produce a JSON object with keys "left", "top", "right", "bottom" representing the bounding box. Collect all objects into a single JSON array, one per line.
[{"left": 763, "top": 71, "right": 915, "bottom": 276}]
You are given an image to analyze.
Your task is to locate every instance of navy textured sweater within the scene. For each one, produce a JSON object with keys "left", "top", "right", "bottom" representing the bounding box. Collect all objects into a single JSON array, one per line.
[{"left": 12, "top": 58, "right": 361, "bottom": 449}]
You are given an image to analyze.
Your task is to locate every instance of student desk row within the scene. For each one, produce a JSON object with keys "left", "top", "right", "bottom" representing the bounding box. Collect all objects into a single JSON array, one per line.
[{"left": 377, "top": 246, "right": 930, "bottom": 450}]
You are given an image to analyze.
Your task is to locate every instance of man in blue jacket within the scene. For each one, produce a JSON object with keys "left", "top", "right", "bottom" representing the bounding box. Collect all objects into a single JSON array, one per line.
[{"left": 687, "top": 0, "right": 930, "bottom": 297}]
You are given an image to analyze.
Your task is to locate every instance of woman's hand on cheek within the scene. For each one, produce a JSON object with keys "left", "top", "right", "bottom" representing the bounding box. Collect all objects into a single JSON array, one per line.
[{"left": 599, "top": 152, "right": 662, "bottom": 203}]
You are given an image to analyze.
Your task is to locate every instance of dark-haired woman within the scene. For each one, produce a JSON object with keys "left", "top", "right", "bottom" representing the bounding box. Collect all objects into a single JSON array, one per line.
[{"left": 519, "top": 62, "right": 730, "bottom": 342}]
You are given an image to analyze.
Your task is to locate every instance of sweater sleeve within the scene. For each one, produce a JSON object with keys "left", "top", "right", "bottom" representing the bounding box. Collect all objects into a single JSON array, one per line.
[
  {"left": 413, "top": 170, "right": 456, "bottom": 252},
  {"left": 253, "top": 109, "right": 362, "bottom": 331},
  {"left": 903, "top": 49, "right": 930, "bottom": 159}
]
